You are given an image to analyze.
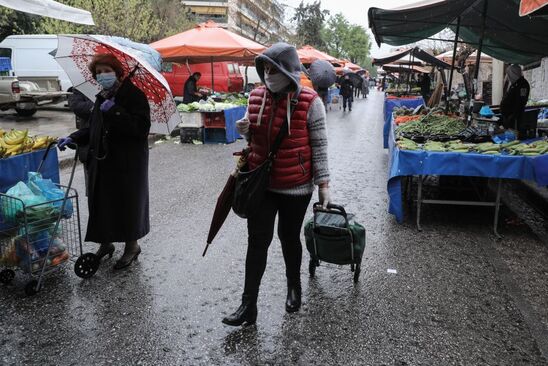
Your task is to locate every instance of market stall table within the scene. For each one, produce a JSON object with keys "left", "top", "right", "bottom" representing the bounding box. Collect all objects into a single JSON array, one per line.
[
  {"left": 387, "top": 115, "right": 548, "bottom": 236},
  {"left": 383, "top": 96, "right": 424, "bottom": 148},
  {"left": 179, "top": 106, "right": 246, "bottom": 143}
]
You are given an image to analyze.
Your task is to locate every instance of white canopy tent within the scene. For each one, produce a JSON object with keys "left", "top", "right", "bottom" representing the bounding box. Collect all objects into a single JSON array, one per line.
[{"left": 0, "top": 0, "right": 94, "bottom": 25}]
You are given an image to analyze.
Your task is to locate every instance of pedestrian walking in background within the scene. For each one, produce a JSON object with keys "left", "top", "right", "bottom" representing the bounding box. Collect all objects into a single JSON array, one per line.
[
  {"left": 339, "top": 74, "right": 354, "bottom": 112},
  {"left": 224, "top": 42, "right": 331, "bottom": 326},
  {"left": 58, "top": 53, "right": 151, "bottom": 270},
  {"left": 67, "top": 87, "right": 94, "bottom": 129},
  {"left": 361, "top": 74, "right": 369, "bottom": 99},
  {"left": 354, "top": 79, "right": 362, "bottom": 99},
  {"left": 67, "top": 87, "right": 94, "bottom": 192},
  {"left": 308, "top": 59, "right": 337, "bottom": 113}
]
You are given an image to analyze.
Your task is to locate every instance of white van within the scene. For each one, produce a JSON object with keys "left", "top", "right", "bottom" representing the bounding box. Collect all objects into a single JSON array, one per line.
[
  {"left": 0, "top": 34, "right": 71, "bottom": 91},
  {"left": 239, "top": 65, "right": 261, "bottom": 91}
]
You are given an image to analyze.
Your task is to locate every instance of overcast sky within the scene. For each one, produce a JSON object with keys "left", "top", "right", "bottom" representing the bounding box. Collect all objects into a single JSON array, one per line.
[{"left": 282, "top": 0, "right": 421, "bottom": 56}]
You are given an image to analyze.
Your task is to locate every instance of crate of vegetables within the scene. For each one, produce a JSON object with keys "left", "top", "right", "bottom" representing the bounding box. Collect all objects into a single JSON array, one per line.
[{"left": 203, "top": 112, "right": 226, "bottom": 129}]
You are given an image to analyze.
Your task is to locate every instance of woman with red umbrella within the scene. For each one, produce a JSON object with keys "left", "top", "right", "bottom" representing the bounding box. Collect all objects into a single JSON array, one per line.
[{"left": 58, "top": 53, "right": 151, "bottom": 270}]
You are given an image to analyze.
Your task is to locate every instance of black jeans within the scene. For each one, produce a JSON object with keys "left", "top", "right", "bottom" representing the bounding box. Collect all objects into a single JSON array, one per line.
[
  {"left": 343, "top": 96, "right": 353, "bottom": 110},
  {"left": 243, "top": 191, "right": 312, "bottom": 298}
]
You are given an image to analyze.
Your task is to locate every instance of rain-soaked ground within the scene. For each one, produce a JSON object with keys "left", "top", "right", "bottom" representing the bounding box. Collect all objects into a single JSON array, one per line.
[{"left": 1, "top": 90, "right": 548, "bottom": 365}]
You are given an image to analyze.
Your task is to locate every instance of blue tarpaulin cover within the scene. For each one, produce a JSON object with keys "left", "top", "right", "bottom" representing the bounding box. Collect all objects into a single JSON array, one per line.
[
  {"left": 0, "top": 149, "right": 60, "bottom": 194},
  {"left": 383, "top": 96, "right": 424, "bottom": 148},
  {"left": 386, "top": 116, "right": 547, "bottom": 223},
  {"left": 223, "top": 106, "right": 246, "bottom": 141},
  {"left": 0, "top": 149, "right": 60, "bottom": 230}
]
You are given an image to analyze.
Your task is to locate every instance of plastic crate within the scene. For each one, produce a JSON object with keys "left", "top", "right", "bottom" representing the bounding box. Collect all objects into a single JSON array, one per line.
[
  {"left": 180, "top": 127, "right": 203, "bottom": 143},
  {"left": 179, "top": 112, "right": 203, "bottom": 128},
  {"left": 204, "top": 128, "right": 236, "bottom": 144},
  {"left": 203, "top": 112, "right": 226, "bottom": 128},
  {"left": 0, "top": 57, "right": 12, "bottom": 72}
]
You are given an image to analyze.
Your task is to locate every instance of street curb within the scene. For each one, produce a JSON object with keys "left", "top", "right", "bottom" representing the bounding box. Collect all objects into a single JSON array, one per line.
[{"left": 58, "top": 134, "right": 165, "bottom": 170}]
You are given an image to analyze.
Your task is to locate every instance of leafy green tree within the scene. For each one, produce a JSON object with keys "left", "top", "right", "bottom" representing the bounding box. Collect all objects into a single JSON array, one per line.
[
  {"left": 343, "top": 25, "right": 370, "bottom": 66},
  {"left": 291, "top": 1, "right": 329, "bottom": 48},
  {"left": 321, "top": 13, "right": 372, "bottom": 68},
  {"left": 0, "top": 8, "right": 40, "bottom": 41},
  {"left": 321, "top": 13, "right": 349, "bottom": 58},
  {"left": 38, "top": 0, "right": 193, "bottom": 43}
]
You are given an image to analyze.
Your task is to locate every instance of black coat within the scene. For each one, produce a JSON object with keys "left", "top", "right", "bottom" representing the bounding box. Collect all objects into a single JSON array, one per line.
[
  {"left": 183, "top": 76, "right": 200, "bottom": 104},
  {"left": 67, "top": 88, "right": 94, "bottom": 163},
  {"left": 70, "top": 80, "right": 151, "bottom": 243},
  {"left": 500, "top": 77, "right": 530, "bottom": 130},
  {"left": 339, "top": 78, "right": 354, "bottom": 98}
]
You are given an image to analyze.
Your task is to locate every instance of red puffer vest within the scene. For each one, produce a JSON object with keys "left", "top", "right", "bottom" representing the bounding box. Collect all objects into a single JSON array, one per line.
[{"left": 247, "top": 86, "right": 318, "bottom": 189}]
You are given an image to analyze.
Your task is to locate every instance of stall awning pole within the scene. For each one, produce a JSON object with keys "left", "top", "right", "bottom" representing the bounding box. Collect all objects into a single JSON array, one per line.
[
  {"left": 473, "top": 0, "right": 489, "bottom": 97},
  {"left": 210, "top": 57, "right": 215, "bottom": 91},
  {"left": 446, "top": 16, "right": 461, "bottom": 113}
]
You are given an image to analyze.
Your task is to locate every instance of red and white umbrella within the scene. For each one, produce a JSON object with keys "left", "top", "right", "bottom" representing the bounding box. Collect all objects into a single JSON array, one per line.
[{"left": 55, "top": 35, "right": 180, "bottom": 135}]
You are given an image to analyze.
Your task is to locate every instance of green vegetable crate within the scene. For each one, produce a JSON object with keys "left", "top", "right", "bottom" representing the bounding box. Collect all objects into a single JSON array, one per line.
[{"left": 304, "top": 203, "right": 366, "bottom": 283}]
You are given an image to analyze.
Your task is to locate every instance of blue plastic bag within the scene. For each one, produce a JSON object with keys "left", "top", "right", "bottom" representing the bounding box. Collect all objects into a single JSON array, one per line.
[
  {"left": 1, "top": 182, "right": 47, "bottom": 222},
  {"left": 479, "top": 105, "right": 494, "bottom": 118},
  {"left": 27, "top": 172, "right": 73, "bottom": 219}
]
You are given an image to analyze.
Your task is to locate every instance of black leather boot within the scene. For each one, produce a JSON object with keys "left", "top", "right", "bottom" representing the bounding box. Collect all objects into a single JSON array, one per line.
[
  {"left": 222, "top": 295, "right": 257, "bottom": 326},
  {"left": 285, "top": 280, "right": 301, "bottom": 313}
]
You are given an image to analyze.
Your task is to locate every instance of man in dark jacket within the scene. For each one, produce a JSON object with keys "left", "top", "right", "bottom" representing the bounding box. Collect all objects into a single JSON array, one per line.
[
  {"left": 500, "top": 64, "right": 530, "bottom": 134},
  {"left": 183, "top": 72, "right": 203, "bottom": 104},
  {"left": 339, "top": 74, "right": 354, "bottom": 112},
  {"left": 67, "top": 87, "right": 94, "bottom": 129}
]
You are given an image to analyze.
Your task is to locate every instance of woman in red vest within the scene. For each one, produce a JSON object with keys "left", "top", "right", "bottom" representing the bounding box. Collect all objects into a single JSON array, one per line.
[{"left": 223, "top": 43, "right": 331, "bottom": 326}]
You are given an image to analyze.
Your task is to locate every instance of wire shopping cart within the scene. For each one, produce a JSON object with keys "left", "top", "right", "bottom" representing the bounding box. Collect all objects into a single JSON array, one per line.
[
  {"left": 0, "top": 143, "right": 98, "bottom": 295},
  {"left": 327, "top": 88, "right": 341, "bottom": 111}
]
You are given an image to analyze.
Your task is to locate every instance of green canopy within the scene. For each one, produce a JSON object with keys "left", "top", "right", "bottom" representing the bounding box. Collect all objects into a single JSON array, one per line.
[
  {"left": 369, "top": 0, "right": 548, "bottom": 65},
  {"left": 372, "top": 47, "right": 453, "bottom": 69}
]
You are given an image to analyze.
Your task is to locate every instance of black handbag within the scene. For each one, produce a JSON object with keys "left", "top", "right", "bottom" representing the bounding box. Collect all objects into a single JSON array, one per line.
[{"left": 232, "top": 92, "right": 299, "bottom": 218}]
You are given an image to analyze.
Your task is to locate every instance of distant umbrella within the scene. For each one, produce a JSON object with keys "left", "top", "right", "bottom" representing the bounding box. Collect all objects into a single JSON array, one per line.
[
  {"left": 309, "top": 60, "right": 337, "bottom": 89},
  {"left": 342, "top": 72, "right": 363, "bottom": 88}
]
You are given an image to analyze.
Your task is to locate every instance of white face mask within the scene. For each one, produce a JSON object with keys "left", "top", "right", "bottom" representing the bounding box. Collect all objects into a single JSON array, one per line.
[{"left": 264, "top": 72, "right": 291, "bottom": 93}]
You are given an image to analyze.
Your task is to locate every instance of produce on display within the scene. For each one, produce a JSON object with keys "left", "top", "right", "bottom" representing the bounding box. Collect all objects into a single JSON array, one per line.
[
  {"left": 395, "top": 115, "right": 422, "bottom": 125},
  {"left": 396, "top": 137, "right": 548, "bottom": 156},
  {"left": 177, "top": 93, "right": 248, "bottom": 113},
  {"left": 0, "top": 128, "right": 56, "bottom": 159},
  {"left": 396, "top": 114, "right": 466, "bottom": 138}
]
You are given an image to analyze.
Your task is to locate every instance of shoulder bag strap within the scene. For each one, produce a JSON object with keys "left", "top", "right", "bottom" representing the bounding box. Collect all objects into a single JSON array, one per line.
[{"left": 267, "top": 87, "right": 302, "bottom": 159}]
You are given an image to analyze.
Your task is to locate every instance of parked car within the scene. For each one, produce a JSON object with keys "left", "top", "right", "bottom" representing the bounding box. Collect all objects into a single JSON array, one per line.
[
  {"left": 162, "top": 61, "right": 244, "bottom": 96},
  {"left": 239, "top": 65, "right": 261, "bottom": 92},
  {"left": 0, "top": 34, "right": 72, "bottom": 91},
  {"left": 0, "top": 74, "right": 67, "bottom": 117}
]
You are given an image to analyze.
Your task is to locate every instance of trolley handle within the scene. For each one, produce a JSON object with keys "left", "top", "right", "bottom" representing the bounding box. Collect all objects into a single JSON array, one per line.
[
  {"left": 312, "top": 202, "right": 349, "bottom": 228},
  {"left": 36, "top": 141, "right": 78, "bottom": 173}
]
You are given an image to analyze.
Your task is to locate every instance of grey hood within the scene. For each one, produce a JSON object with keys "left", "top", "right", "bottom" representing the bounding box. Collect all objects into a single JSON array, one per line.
[{"left": 255, "top": 42, "right": 302, "bottom": 92}]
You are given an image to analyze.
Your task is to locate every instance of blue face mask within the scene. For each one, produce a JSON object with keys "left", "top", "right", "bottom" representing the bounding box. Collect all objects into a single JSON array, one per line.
[{"left": 96, "top": 72, "right": 117, "bottom": 89}]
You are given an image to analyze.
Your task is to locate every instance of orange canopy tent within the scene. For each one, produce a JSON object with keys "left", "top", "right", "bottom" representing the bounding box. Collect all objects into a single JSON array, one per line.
[
  {"left": 150, "top": 20, "right": 266, "bottom": 91},
  {"left": 297, "top": 45, "right": 343, "bottom": 65},
  {"left": 150, "top": 20, "right": 266, "bottom": 64},
  {"left": 341, "top": 59, "right": 363, "bottom": 72}
]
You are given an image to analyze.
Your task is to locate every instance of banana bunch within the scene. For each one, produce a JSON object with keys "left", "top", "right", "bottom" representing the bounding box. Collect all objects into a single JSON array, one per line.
[{"left": 0, "top": 129, "right": 56, "bottom": 159}]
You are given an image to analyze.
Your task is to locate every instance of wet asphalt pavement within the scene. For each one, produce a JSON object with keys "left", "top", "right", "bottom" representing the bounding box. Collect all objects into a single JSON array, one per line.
[{"left": 1, "top": 90, "right": 548, "bottom": 365}]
